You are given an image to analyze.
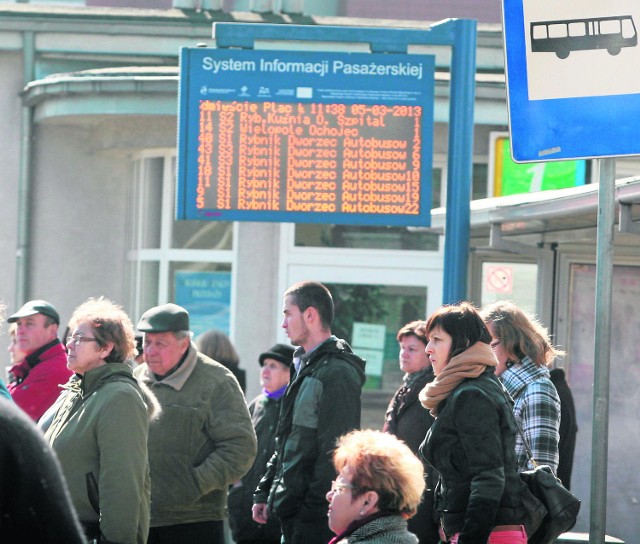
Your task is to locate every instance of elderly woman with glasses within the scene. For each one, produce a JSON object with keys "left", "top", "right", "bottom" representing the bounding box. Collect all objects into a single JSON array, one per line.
[
  {"left": 481, "top": 300, "right": 562, "bottom": 473},
  {"left": 45, "top": 297, "right": 160, "bottom": 544},
  {"left": 326, "top": 429, "right": 425, "bottom": 544}
]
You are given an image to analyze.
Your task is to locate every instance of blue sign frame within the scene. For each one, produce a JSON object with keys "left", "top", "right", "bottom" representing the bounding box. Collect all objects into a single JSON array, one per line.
[
  {"left": 503, "top": 0, "right": 640, "bottom": 162},
  {"left": 177, "top": 47, "right": 435, "bottom": 226},
  {"left": 194, "top": 21, "right": 477, "bottom": 304}
]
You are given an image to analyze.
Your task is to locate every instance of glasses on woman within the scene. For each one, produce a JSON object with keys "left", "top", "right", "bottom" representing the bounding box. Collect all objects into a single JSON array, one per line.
[
  {"left": 330, "top": 480, "right": 355, "bottom": 494},
  {"left": 67, "top": 334, "right": 99, "bottom": 347}
]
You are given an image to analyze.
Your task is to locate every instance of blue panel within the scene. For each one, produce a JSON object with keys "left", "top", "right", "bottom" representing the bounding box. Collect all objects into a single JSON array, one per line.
[
  {"left": 503, "top": 0, "right": 640, "bottom": 162},
  {"left": 176, "top": 47, "right": 435, "bottom": 226}
]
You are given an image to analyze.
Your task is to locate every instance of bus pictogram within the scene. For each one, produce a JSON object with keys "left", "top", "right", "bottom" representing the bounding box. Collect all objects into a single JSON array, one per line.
[{"left": 530, "top": 15, "right": 637, "bottom": 59}]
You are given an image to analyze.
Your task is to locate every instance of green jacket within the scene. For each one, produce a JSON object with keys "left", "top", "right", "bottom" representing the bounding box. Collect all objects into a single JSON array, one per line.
[
  {"left": 134, "top": 343, "right": 257, "bottom": 526},
  {"left": 45, "top": 363, "right": 159, "bottom": 544},
  {"left": 255, "top": 337, "right": 366, "bottom": 522}
]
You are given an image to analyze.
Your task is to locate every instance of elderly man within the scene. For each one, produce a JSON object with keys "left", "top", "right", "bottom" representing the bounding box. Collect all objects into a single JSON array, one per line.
[
  {"left": 7, "top": 299, "right": 72, "bottom": 420},
  {"left": 253, "top": 281, "right": 366, "bottom": 544},
  {"left": 134, "top": 303, "right": 257, "bottom": 544}
]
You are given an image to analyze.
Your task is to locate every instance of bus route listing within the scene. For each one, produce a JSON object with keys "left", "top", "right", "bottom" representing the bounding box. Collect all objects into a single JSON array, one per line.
[{"left": 196, "top": 100, "right": 423, "bottom": 216}]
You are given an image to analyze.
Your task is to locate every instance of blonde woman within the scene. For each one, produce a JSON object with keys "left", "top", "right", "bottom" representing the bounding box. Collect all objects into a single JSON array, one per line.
[
  {"left": 326, "top": 429, "right": 425, "bottom": 544},
  {"left": 481, "top": 301, "right": 562, "bottom": 472}
]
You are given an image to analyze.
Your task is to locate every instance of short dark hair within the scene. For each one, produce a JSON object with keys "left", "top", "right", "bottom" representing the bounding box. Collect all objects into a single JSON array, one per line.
[
  {"left": 425, "top": 302, "right": 491, "bottom": 360},
  {"left": 284, "top": 281, "right": 334, "bottom": 330},
  {"left": 396, "top": 320, "right": 427, "bottom": 345}
]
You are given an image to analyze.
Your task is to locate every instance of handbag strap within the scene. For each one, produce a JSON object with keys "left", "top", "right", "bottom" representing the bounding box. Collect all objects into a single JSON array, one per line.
[{"left": 497, "top": 383, "right": 539, "bottom": 468}]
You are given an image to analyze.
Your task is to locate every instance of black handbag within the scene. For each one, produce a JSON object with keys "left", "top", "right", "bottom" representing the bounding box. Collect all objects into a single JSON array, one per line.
[{"left": 504, "top": 389, "right": 581, "bottom": 544}]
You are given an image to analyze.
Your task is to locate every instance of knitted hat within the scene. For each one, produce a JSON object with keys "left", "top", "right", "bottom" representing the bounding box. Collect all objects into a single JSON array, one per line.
[
  {"left": 137, "top": 303, "right": 190, "bottom": 333},
  {"left": 259, "top": 343, "right": 295, "bottom": 367}
]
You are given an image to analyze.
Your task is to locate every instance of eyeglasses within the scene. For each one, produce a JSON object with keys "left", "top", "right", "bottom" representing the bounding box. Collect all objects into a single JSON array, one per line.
[
  {"left": 330, "top": 480, "right": 355, "bottom": 494},
  {"left": 66, "top": 335, "right": 99, "bottom": 347}
]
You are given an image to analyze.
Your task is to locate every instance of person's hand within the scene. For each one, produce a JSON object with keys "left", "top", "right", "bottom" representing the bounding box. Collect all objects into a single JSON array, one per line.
[{"left": 252, "top": 503, "right": 268, "bottom": 524}]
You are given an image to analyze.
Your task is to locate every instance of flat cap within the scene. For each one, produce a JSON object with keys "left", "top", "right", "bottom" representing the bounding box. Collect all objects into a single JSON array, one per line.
[
  {"left": 259, "top": 343, "right": 295, "bottom": 367},
  {"left": 8, "top": 300, "right": 60, "bottom": 325},
  {"left": 137, "top": 303, "right": 190, "bottom": 333}
]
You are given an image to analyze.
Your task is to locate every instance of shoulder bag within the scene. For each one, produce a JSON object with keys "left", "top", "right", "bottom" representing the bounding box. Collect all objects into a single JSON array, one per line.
[{"left": 502, "top": 387, "right": 581, "bottom": 544}]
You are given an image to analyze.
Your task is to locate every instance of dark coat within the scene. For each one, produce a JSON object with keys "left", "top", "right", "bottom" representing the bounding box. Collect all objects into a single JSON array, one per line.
[
  {"left": 420, "top": 371, "right": 544, "bottom": 543},
  {"left": 0, "top": 397, "right": 86, "bottom": 543},
  {"left": 229, "top": 393, "right": 282, "bottom": 543},
  {"left": 383, "top": 368, "right": 439, "bottom": 544},
  {"left": 255, "top": 337, "right": 366, "bottom": 525},
  {"left": 549, "top": 368, "right": 578, "bottom": 490}
]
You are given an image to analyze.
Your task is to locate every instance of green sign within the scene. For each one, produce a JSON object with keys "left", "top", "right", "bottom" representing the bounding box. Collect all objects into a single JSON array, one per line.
[{"left": 494, "top": 137, "right": 586, "bottom": 196}]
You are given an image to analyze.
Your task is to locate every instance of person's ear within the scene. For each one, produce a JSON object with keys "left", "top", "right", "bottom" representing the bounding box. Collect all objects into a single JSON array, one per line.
[{"left": 359, "top": 490, "right": 380, "bottom": 516}]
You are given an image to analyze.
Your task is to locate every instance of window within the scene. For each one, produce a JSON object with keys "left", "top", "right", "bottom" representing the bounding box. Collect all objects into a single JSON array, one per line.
[{"left": 127, "top": 151, "right": 235, "bottom": 335}]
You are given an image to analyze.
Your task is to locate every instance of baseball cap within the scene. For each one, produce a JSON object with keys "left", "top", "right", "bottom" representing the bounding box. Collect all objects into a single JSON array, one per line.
[{"left": 8, "top": 300, "right": 60, "bottom": 325}]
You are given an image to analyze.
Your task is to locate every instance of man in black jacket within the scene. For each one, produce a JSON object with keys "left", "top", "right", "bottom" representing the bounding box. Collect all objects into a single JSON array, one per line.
[{"left": 253, "top": 281, "right": 366, "bottom": 544}]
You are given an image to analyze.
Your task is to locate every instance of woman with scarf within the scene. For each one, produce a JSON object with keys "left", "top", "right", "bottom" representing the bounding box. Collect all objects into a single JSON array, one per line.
[
  {"left": 326, "top": 429, "right": 425, "bottom": 544},
  {"left": 228, "top": 343, "right": 293, "bottom": 544},
  {"left": 383, "top": 320, "right": 439, "bottom": 543},
  {"left": 419, "top": 302, "right": 544, "bottom": 544},
  {"left": 481, "top": 300, "right": 562, "bottom": 473}
]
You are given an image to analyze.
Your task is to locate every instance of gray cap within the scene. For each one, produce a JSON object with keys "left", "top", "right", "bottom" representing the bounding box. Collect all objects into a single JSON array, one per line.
[
  {"left": 137, "top": 303, "right": 190, "bottom": 333},
  {"left": 8, "top": 300, "right": 60, "bottom": 325}
]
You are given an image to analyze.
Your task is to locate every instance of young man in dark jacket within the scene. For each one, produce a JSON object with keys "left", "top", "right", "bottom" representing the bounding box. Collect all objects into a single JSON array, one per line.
[{"left": 253, "top": 281, "right": 366, "bottom": 544}]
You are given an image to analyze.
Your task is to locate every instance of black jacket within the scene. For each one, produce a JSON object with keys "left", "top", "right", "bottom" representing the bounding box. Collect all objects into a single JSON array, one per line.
[
  {"left": 254, "top": 337, "right": 366, "bottom": 522},
  {"left": 229, "top": 393, "right": 282, "bottom": 543},
  {"left": 420, "top": 371, "right": 544, "bottom": 543},
  {"left": 384, "top": 368, "right": 440, "bottom": 544}
]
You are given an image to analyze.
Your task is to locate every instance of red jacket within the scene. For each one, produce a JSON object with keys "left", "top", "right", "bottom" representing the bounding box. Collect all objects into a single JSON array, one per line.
[{"left": 7, "top": 340, "right": 72, "bottom": 421}]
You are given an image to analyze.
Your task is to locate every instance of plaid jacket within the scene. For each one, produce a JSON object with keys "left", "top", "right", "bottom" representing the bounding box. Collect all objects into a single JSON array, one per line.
[{"left": 501, "top": 357, "right": 561, "bottom": 472}]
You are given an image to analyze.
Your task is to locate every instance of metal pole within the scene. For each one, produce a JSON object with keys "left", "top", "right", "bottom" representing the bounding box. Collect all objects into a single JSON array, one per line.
[
  {"left": 15, "top": 31, "right": 35, "bottom": 306},
  {"left": 442, "top": 19, "right": 476, "bottom": 304},
  {"left": 589, "top": 157, "right": 615, "bottom": 544}
]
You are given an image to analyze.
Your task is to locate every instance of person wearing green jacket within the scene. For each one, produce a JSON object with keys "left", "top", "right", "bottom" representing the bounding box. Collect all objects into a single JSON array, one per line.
[
  {"left": 45, "top": 297, "right": 160, "bottom": 544},
  {"left": 135, "top": 303, "right": 257, "bottom": 544}
]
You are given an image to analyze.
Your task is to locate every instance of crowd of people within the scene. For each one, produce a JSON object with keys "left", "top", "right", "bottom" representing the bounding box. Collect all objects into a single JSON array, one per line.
[{"left": 0, "top": 284, "right": 577, "bottom": 544}]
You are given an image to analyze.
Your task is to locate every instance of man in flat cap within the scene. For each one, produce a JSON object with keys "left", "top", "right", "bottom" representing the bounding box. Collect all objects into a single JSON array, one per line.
[
  {"left": 7, "top": 299, "right": 72, "bottom": 420},
  {"left": 134, "top": 303, "right": 257, "bottom": 544}
]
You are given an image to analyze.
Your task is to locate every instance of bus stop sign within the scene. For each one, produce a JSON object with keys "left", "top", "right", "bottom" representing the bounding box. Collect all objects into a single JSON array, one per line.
[{"left": 503, "top": 0, "right": 640, "bottom": 162}]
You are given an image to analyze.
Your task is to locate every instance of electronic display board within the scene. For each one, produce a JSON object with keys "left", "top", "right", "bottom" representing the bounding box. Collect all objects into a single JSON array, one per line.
[{"left": 176, "top": 48, "right": 435, "bottom": 226}]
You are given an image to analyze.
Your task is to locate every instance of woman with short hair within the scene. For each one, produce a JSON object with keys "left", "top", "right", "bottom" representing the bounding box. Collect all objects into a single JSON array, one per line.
[
  {"left": 383, "top": 320, "right": 439, "bottom": 543},
  {"left": 45, "top": 297, "right": 160, "bottom": 544},
  {"left": 326, "top": 429, "right": 425, "bottom": 544}
]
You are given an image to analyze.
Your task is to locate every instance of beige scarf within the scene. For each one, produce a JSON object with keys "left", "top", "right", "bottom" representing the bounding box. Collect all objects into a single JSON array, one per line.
[{"left": 419, "top": 342, "right": 498, "bottom": 416}]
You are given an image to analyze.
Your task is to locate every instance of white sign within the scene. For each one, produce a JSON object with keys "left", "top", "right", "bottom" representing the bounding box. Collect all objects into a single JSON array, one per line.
[
  {"left": 352, "top": 322, "right": 386, "bottom": 350},
  {"left": 524, "top": 0, "right": 640, "bottom": 100},
  {"left": 503, "top": 0, "right": 640, "bottom": 161}
]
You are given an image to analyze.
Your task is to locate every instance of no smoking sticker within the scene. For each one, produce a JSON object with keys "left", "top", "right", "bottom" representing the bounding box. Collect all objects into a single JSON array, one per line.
[{"left": 485, "top": 266, "right": 513, "bottom": 293}]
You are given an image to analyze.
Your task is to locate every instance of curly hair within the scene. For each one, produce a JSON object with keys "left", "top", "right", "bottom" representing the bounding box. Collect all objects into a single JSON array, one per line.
[
  {"left": 396, "top": 320, "right": 427, "bottom": 345},
  {"left": 481, "top": 300, "right": 564, "bottom": 367},
  {"left": 333, "top": 429, "right": 425, "bottom": 518},
  {"left": 68, "top": 297, "right": 137, "bottom": 363}
]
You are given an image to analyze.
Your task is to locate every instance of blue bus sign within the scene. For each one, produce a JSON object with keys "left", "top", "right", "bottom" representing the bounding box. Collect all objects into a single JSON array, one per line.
[
  {"left": 176, "top": 47, "right": 435, "bottom": 226},
  {"left": 503, "top": 0, "right": 640, "bottom": 162}
]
